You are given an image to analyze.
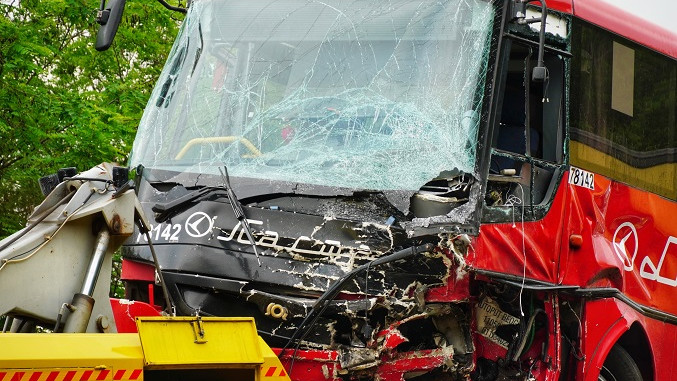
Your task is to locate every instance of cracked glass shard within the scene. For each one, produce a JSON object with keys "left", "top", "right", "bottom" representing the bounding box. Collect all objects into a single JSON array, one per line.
[{"left": 130, "top": 0, "right": 495, "bottom": 192}]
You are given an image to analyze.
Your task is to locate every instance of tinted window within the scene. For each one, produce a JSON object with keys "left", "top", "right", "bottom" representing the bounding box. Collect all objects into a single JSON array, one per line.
[{"left": 570, "top": 19, "right": 677, "bottom": 200}]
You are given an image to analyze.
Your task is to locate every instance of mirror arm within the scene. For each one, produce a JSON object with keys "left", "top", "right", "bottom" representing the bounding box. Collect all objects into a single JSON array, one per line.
[
  {"left": 95, "top": 0, "right": 186, "bottom": 51},
  {"left": 156, "top": 0, "right": 187, "bottom": 14},
  {"left": 531, "top": 0, "right": 548, "bottom": 82},
  {"left": 96, "top": 0, "right": 109, "bottom": 25},
  {"left": 511, "top": 0, "right": 549, "bottom": 82}
]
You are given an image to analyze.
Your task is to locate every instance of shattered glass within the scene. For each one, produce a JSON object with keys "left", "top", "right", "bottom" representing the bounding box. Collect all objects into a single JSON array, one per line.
[{"left": 130, "top": 0, "right": 495, "bottom": 192}]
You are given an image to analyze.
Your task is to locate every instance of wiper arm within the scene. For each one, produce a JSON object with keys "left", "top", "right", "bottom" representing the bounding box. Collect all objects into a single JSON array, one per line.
[
  {"left": 219, "top": 166, "right": 262, "bottom": 267},
  {"left": 152, "top": 187, "right": 227, "bottom": 223},
  {"left": 152, "top": 174, "right": 263, "bottom": 266}
]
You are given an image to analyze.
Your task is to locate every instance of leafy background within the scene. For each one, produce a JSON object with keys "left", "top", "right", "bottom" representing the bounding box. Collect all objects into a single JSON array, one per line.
[
  {"left": 0, "top": 0, "right": 181, "bottom": 237},
  {"left": 0, "top": 0, "right": 182, "bottom": 299}
]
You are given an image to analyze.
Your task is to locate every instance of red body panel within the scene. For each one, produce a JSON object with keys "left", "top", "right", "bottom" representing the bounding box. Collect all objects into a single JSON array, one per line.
[
  {"left": 457, "top": 172, "right": 676, "bottom": 380},
  {"left": 120, "top": 257, "right": 155, "bottom": 282},
  {"left": 469, "top": 173, "right": 677, "bottom": 317},
  {"left": 562, "top": 175, "right": 677, "bottom": 314},
  {"left": 469, "top": 180, "right": 568, "bottom": 283},
  {"left": 549, "top": 0, "right": 677, "bottom": 60},
  {"left": 109, "top": 298, "right": 161, "bottom": 333},
  {"left": 580, "top": 298, "right": 677, "bottom": 381},
  {"left": 547, "top": 0, "right": 573, "bottom": 14}
]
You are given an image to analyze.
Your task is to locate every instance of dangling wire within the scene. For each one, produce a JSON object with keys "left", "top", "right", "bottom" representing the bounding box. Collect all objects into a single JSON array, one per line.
[
  {"left": 505, "top": 184, "right": 527, "bottom": 316},
  {"left": 364, "top": 260, "right": 372, "bottom": 329}
]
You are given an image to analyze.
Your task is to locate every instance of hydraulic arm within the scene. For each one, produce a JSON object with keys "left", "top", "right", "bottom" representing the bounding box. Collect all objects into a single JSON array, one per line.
[{"left": 0, "top": 164, "right": 290, "bottom": 380}]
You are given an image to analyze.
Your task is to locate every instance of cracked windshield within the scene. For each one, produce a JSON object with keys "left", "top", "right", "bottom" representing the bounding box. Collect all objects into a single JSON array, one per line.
[{"left": 130, "top": 0, "right": 495, "bottom": 191}]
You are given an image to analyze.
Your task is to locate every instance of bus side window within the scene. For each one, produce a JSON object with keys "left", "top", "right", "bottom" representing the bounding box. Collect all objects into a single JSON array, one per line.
[
  {"left": 486, "top": 42, "right": 564, "bottom": 209},
  {"left": 570, "top": 19, "right": 677, "bottom": 201}
]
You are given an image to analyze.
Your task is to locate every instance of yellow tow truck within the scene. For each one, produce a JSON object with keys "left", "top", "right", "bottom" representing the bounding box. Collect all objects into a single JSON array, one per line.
[{"left": 0, "top": 164, "right": 290, "bottom": 381}]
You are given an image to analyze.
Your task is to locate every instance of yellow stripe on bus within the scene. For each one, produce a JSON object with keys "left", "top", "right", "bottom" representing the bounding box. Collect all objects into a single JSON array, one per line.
[{"left": 570, "top": 141, "right": 677, "bottom": 200}]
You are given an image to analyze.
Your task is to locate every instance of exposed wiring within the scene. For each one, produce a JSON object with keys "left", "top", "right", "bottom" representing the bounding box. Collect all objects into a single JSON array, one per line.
[
  {"left": 281, "top": 244, "right": 434, "bottom": 372},
  {"left": 562, "top": 300, "right": 585, "bottom": 360},
  {"left": 512, "top": 308, "right": 545, "bottom": 361},
  {"left": 0, "top": 190, "right": 75, "bottom": 253},
  {"left": 62, "top": 177, "right": 114, "bottom": 185},
  {"left": 364, "top": 260, "right": 372, "bottom": 336},
  {"left": 0, "top": 190, "right": 93, "bottom": 272},
  {"left": 505, "top": 184, "right": 527, "bottom": 317},
  {"left": 565, "top": 300, "right": 582, "bottom": 336}
]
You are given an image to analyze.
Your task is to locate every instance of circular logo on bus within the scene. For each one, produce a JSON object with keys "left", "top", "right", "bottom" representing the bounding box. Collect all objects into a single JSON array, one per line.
[
  {"left": 612, "top": 222, "right": 638, "bottom": 271},
  {"left": 185, "top": 212, "right": 214, "bottom": 238}
]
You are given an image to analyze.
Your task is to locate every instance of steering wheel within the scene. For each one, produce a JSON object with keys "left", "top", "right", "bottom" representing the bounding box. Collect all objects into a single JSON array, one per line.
[{"left": 175, "top": 136, "right": 262, "bottom": 159}]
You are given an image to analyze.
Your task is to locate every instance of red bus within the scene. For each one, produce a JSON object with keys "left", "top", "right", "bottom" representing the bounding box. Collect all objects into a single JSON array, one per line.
[{"left": 115, "top": 0, "right": 677, "bottom": 380}]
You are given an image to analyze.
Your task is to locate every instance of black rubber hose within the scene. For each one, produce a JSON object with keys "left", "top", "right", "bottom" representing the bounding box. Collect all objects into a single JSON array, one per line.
[{"left": 282, "top": 242, "right": 435, "bottom": 351}]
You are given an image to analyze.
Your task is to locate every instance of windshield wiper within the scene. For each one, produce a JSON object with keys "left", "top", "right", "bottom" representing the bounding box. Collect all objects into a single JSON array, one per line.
[
  {"left": 152, "top": 187, "right": 227, "bottom": 223},
  {"left": 152, "top": 172, "right": 263, "bottom": 266},
  {"left": 219, "top": 166, "right": 262, "bottom": 266}
]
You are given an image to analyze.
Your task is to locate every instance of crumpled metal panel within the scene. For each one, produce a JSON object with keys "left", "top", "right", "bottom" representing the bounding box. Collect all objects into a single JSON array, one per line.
[
  {"left": 561, "top": 171, "right": 677, "bottom": 314},
  {"left": 468, "top": 180, "right": 568, "bottom": 283}
]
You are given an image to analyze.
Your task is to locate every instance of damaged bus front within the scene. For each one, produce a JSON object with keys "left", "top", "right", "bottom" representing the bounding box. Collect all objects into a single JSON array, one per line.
[{"left": 120, "top": 0, "right": 570, "bottom": 379}]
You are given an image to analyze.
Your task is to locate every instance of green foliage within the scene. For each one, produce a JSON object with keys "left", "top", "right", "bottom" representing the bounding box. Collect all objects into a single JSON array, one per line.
[
  {"left": 0, "top": 0, "right": 182, "bottom": 237},
  {"left": 110, "top": 250, "right": 125, "bottom": 298}
]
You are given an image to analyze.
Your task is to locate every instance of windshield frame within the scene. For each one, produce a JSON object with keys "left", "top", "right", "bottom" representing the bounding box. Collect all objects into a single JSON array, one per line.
[
  {"left": 131, "top": 0, "right": 500, "bottom": 187},
  {"left": 130, "top": 0, "right": 506, "bottom": 232}
]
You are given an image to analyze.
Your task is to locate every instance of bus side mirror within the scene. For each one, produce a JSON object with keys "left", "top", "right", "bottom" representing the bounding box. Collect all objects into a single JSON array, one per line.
[
  {"left": 510, "top": 0, "right": 548, "bottom": 83},
  {"left": 95, "top": 0, "right": 126, "bottom": 51}
]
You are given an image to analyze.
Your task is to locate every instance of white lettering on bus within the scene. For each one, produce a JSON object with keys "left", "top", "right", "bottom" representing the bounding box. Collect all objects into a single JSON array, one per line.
[{"left": 613, "top": 222, "right": 677, "bottom": 286}]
